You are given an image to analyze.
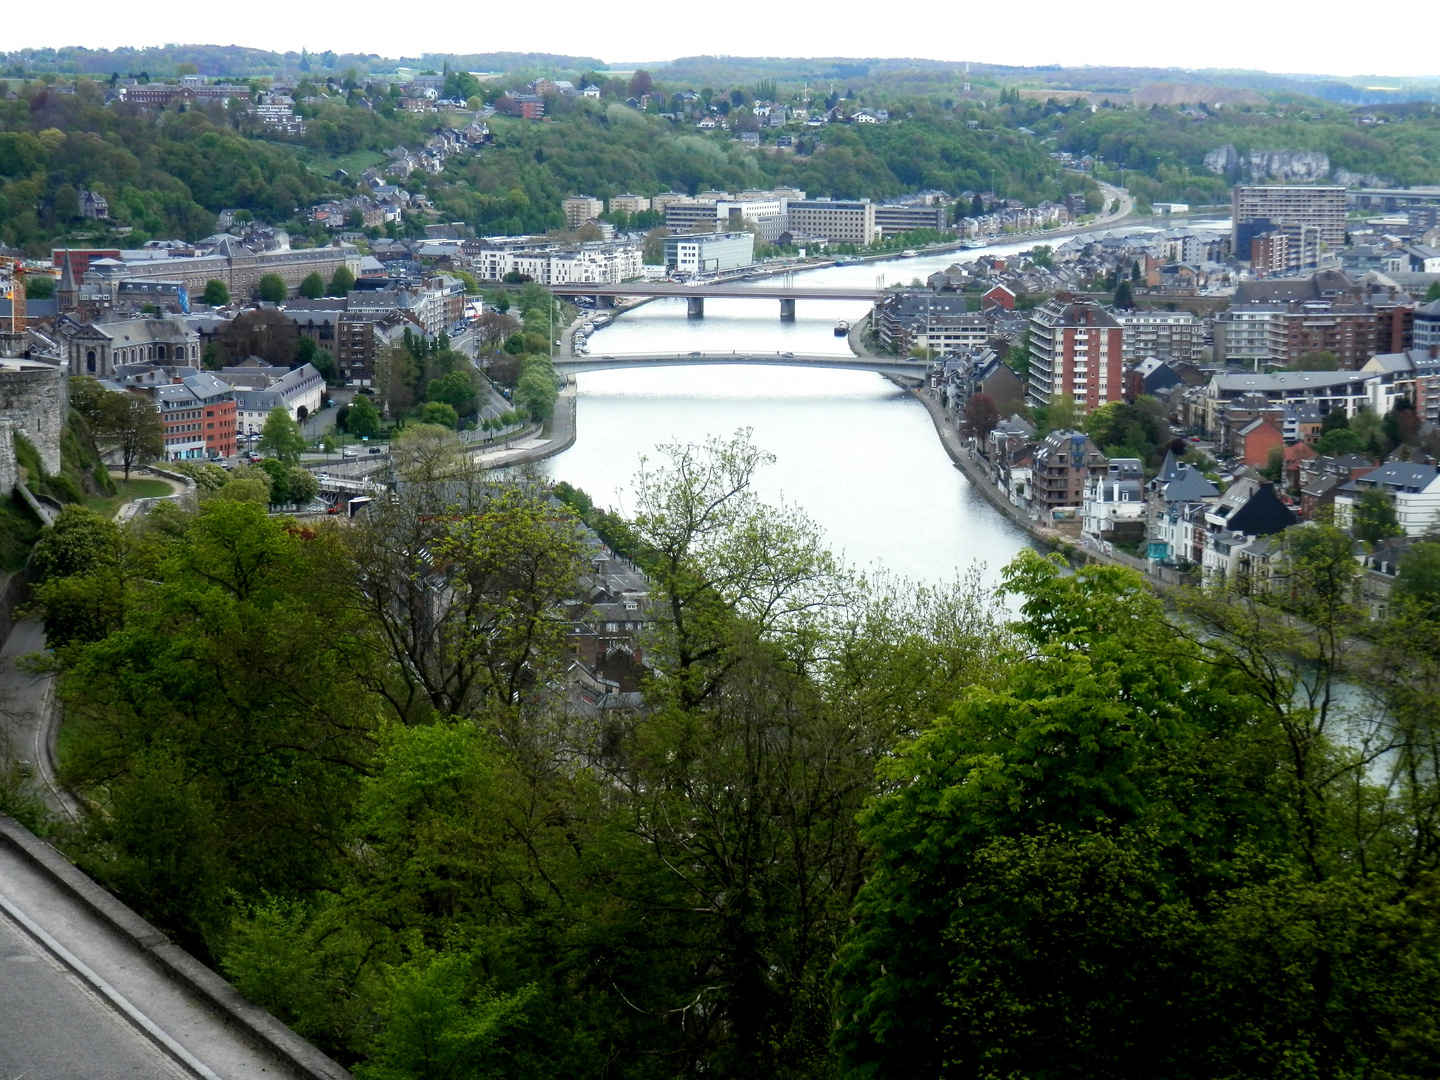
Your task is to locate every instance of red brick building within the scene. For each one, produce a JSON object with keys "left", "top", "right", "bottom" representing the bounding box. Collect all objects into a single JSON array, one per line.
[
  {"left": 1026, "top": 298, "right": 1124, "bottom": 412},
  {"left": 153, "top": 373, "right": 237, "bottom": 460}
]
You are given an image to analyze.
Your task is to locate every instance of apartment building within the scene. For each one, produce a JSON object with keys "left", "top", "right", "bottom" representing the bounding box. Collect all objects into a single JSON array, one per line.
[
  {"left": 472, "top": 240, "right": 642, "bottom": 285},
  {"left": 1115, "top": 309, "right": 1200, "bottom": 363},
  {"left": 562, "top": 195, "right": 604, "bottom": 230},
  {"left": 1032, "top": 430, "right": 1110, "bottom": 511},
  {"left": 1026, "top": 298, "right": 1125, "bottom": 411},
  {"left": 1201, "top": 370, "right": 1382, "bottom": 435},
  {"left": 608, "top": 194, "right": 651, "bottom": 215},
  {"left": 1232, "top": 185, "right": 1346, "bottom": 271},
  {"left": 783, "top": 199, "right": 880, "bottom": 245}
]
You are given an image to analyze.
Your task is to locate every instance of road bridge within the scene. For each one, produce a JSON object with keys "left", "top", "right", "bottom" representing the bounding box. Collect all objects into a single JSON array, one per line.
[
  {"left": 549, "top": 281, "right": 883, "bottom": 320},
  {"left": 553, "top": 351, "right": 929, "bottom": 380}
]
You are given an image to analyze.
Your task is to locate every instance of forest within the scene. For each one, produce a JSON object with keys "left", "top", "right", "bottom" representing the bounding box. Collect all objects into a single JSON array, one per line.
[
  {"left": 10, "top": 428, "right": 1440, "bottom": 1080},
  {"left": 10, "top": 55, "right": 1440, "bottom": 251}
]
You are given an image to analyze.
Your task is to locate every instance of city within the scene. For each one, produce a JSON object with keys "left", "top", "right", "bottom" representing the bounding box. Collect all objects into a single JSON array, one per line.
[{"left": 2, "top": 39, "right": 1440, "bottom": 1080}]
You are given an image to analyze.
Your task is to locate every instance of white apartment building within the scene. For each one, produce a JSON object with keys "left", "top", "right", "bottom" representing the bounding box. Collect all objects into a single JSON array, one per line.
[
  {"left": 1334, "top": 462, "right": 1440, "bottom": 537},
  {"left": 663, "top": 232, "right": 754, "bottom": 276},
  {"left": 471, "top": 241, "right": 642, "bottom": 285},
  {"left": 784, "top": 199, "right": 880, "bottom": 245},
  {"left": 608, "top": 194, "right": 651, "bottom": 215},
  {"left": 1115, "top": 309, "right": 1200, "bottom": 363}
]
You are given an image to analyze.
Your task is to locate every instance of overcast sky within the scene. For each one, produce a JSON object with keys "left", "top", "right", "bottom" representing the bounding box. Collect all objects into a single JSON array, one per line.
[{"left": 9, "top": 1, "right": 1438, "bottom": 80}]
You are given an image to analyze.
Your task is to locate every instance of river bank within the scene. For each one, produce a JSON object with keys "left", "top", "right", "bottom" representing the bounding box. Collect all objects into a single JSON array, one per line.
[{"left": 473, "top": 376, "right": 577, "bottom": 469}]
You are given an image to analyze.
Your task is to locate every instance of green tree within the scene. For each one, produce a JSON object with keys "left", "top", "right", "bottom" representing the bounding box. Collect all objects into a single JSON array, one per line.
[
  {"left": 23, "top": 274, "right": 55, "bottom": 300},
  {"left": 258, "top": 406, "right": 306, "bottom": 464},
  {"left": 298, "top": 271, "right": 325, "bottom": 300},
  {"left": 1351, "top": 488, "right": 1402, "bottom": 544},
  {"left": 1394, "top": 541, "right": 1440, "bottom": 614},
  {"left": 514, "top": 370, "right": 557, "bottom": 423},
  {"left": 1427, "top": 280, "right": 1440, "bottom": 302},
  {"left": 346, "top": 395, "right": 381, "bottom": 439},
  {"left": 258, "top": 458, "right": 292, "bottom": 505},
  {"left": 258, "top": 273, "right": 288, "bottom": 304},
  {"left": 1317, "top": 427, "right": 1364, "bottom": 456},
  {"left": 418, "top": 401, "right": 458, "bottom": 429},
  {"left": 92, "top": 390, "right": 165, "bottom": 480},
  {"left": 1113, "top": 278, "right": 1134, "bottom": 309},
  {"left": 327, "top": 266, "right": 355, "bottom": 296},
  {"left": 426, "top": 371, "right": 478, "bottom": 418},
  {"left": 201, "top": 279, "right": 230, "bottom": 306}
]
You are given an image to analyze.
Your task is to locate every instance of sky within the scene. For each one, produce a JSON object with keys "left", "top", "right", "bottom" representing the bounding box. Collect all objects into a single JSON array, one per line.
[{"left": 8, "top": 0, "right": 1438, "bottom": 80}]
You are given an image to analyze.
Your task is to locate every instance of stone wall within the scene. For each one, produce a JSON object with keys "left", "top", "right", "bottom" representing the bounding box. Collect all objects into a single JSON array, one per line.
[
  {"left": 0, "top": 362, "right": 67, "bottom": 476},
  {"left": 0, "top": 420, "right": 16, "bottom": 496}
]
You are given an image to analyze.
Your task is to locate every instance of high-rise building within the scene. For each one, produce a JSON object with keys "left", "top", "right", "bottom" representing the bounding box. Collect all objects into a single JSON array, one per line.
[
  {"left": 1026, "top": 298, "right": 1124, "bottom": 412},
  {"left": 561, "top": 195, "right": 604, "bottom": 230},
  {"left": 1232, "top": 185, "right": 1346, "bottom": 272}
]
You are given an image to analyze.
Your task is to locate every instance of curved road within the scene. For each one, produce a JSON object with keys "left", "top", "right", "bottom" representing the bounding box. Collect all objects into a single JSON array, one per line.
[{"left": 0, "top": 619, "right": 79, "bottom": 822}]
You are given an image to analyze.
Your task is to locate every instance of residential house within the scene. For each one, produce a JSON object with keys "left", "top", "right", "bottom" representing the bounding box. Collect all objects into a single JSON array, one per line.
[
  {"left": 1334, "top": 462, "right": 1440, "bottom": 536},
  {"left": 1202, "top": 478, "right": 1297, "bottom": 585},
  {"left": 1031, "top": 430, "right": 1109, "bottom": 515},
  {"left": 1082, "top": 458, "right": 1146, "bottom": 544}
]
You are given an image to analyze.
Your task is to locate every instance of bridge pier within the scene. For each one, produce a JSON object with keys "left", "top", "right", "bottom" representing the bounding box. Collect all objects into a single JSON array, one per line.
[
  {"left": 779, "top": 298, "right": 795, "bottom": 321},
  {"left": 687, "top": 296, "right": 705, "bottom": 319},
  {"left": 597, "top": 294, "right": 615, "bottom": 309}
]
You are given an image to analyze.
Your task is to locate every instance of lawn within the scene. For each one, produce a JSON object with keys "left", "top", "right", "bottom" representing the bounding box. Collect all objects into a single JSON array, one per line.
[
  {"left": 84, "top": 478, "right": 176, "bottom": 517},
  {"left": 307, "top": 148, "right": 388, "bottom": 178}
]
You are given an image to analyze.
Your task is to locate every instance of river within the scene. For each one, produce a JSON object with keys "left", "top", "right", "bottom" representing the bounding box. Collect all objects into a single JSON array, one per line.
[{"left": 541, "top": 227, "right": 1182, "bottom": 585}]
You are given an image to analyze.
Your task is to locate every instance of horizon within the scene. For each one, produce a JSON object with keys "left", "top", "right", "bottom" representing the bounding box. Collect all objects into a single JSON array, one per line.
[{"left": 7, "top": 0, "right": 1440, "bottom": 82}]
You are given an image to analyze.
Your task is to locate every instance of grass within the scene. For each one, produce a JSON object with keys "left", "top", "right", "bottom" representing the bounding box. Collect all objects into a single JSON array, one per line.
[
  {"left": 82, "top": 478, "right": 175, "bottom": 517},
  {"left": 0, "top": 495, "right": 42, "bottom": 573},
  {"left": 306, "top": 148, "right": 388, "bottom": 178}
]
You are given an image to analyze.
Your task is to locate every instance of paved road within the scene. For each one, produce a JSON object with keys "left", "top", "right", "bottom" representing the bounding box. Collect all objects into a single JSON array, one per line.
[{"left": 0, "top": 619, "right": 79, "bottom": 821}]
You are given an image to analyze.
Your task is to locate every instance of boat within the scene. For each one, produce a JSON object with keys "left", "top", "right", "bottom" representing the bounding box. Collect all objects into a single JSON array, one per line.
[
  {"left": 834, "top": 320, "right": 850, "bottom": 337},
  {"left": 901, "top": 249, "right": 918, "bottom": 258}
]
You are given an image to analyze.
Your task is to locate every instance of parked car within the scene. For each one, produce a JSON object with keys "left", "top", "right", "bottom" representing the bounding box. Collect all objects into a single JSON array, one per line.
[
  {"left": 342, "top": 448, "right": 358, "bottom": 459},
  {"left": 368, "top": 446, "right": 383, "bottom": 454}
]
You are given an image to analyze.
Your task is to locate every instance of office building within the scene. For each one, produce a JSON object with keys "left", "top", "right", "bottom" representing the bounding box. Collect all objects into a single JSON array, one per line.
[
  {"left": 663, "top": 231, "right": 755, "bottom": 276},
  {"left": 873, "top": 203, "right": 948, "bottom": 238},
  {"left": 783, "top": 199, "right": 880, "bottom": 245}
]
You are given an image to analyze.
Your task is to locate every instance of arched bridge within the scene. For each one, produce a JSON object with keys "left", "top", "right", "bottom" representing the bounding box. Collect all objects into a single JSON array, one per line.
[{"left": 553, "top": 351, "right": 929, "bottom": 380}]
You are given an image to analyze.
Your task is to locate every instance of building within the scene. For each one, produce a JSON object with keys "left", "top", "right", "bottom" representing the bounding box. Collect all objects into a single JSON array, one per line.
[
  {"left": 1202, "top": 478, "right": 1297, "bottom": 586},
  {"left": 1082, "top": 458, "right": 1146, "bottom": 544},
  {"left": 783, "top": 199, "right": 879, "bottom": 245},
  {"left": 152, "top": 373, "right": 238, "bottom": 461},
  {"left": 1232, "top": 185, "right": 1346, "bottom": 271},
  {"left": 873, "top": 202, "right": 948, "bottom": 238},
  {"left": 61, "top": 315, "right": 201, "bottom": 377},
  {"left": 1201, "top": 370, "right": 1382, "bottom": 435},
  {"left": 1026, "top": 298, "right": 1124, "bottom": 411},
  {"left": 562, "top": 196, "right": 605, "bottom": 230},
  {"left": 116, "top": 77, "right": 251, "bottom": 107},
  {"left": 608, "top": 194, "right": 651, "bottom": 215},
  {"left": 663, "top": 232, "right": 755, "bottom": 277},
  {"left": 217, "top": 362, "right": 327, "bottom": 434},
  {"left": 471, "top": 239, "right": 642, "bottom": 286},
  {"left": 1334, "top": 462, "right": 1440, "bottom": 537},
  {"left": 1031, "top": 430, "right": 1109, "bottom": 512},
  {"left": 1115, "top": 309, "right": 1200, "bottom": 364}
]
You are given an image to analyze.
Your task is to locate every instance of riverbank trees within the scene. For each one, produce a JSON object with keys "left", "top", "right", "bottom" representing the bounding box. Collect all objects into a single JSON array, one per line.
[{"left": 22, "top": 431, "right": 1440, "bottom": 1079}]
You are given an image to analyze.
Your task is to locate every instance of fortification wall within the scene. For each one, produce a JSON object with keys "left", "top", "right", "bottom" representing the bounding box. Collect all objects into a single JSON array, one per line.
[{"left": 0, "top": 363, "right": 67, "bottom": 476}]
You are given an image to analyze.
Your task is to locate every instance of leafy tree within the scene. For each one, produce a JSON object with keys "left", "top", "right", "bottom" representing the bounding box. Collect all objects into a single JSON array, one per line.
[
  {"left": 201, "top": 279, "right": 230, "bottom": 306},
  {"left": 287, "top": 467, "right": 319, "bottom": 506},
  {"left": 1289, "top": 349, "right": 1341, "bottom": 371},
  {"left": 962, "top": 392, "right": 1000, "bottom": 441},
  {"left": 418, "top": 401, "right": 458, "bottom": 429},
  {"left": 327, "top": 266, "right": 355, "bottom": 296},
  {"left": 23, "top": 274, "right": 55, "bottom": 300},
  {"left": 426, "top": 370, "right": 478, "bottom": 418},
  {"left": 258, "top": 458, "right": 292, "bottom": 505},
  {"left": 1113, "top": 278, "right": 1134, "bottom": 309},
  {"left": 1351, "top": 488, "right": 1403, "bottom": 544},
  {"left": 92, "top": 390, "right": 164, "bottom": 480},
  {"left": 1317, "top": 427, "right": 1364, "bottom": 457},
  {"left": 514, "top": 370, "right": 557, "bottom": 422},
  {"left": 627, "top": 70, "right": 653, "bottom": 98},
  {"left": 258, "top": 273, "right": 289, "bottom": 304},
  {"left": 1320, "top": 408, "right": 1350, "bottom": 435},
  {"left": 1427, "top": 280, "right": 1440, "bottom": 302},
  {"left": 298, "top": 271, "right": 325, "bottom": 300},
  {"left": 1393, "top": 541, "right": 1440, "bottom": 615},
  {"left": 31, "top": 506, "right": 127, "bottom": 649},
  {"left": 346, "top": 395, "right": 381, "bottom": 439},
  {"left": 258, "top": 406, "right": 306, "bottom": 464}
]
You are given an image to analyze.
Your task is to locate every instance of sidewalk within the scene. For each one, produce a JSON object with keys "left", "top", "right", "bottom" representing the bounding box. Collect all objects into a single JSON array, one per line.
[{"left": 471, "top": 377, "right": 577, "bottom": 469}]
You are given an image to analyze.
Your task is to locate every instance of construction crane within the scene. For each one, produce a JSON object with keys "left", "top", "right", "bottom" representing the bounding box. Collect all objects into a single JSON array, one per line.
[{"left": 0, "top": 256, "right": 26, "bottom": 335}]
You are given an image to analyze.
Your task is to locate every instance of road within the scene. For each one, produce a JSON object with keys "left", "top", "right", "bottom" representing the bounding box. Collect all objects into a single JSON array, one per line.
[{"left": 0, "top": 619, "right": 79, "bottom": 821}]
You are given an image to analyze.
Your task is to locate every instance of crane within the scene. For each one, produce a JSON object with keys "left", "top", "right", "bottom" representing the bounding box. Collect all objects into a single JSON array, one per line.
[{"left": 0, "top": 256, "right": 27, "bottom": 335}]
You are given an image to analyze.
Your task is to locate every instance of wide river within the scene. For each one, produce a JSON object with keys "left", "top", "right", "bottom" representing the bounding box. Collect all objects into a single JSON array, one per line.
[{"left": 542, "top": 226, "right": 1186, "bottom": 585}]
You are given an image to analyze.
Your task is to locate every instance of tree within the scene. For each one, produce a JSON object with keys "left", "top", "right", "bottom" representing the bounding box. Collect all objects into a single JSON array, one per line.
[
  {"left": 327, "top": 266, "right": 355, "bottom": 296},
  {"left": 962, "top": 392, "right": 1000, "bottom": 442},
  {"left": 287, "top": 467, "right": 319, "bottom": 506},
  {"left": 258, "top": 274, "right": 288, "bottom": 304},
  {"left": 23, "top": 274, "right": 55, "bottom": 300},
  {"left": 1351, "top": 488, "right": 1402, "bottom": 544},
  {"left": 1317, "top": 427, "right": 1364, "bottom": 457},
  {"left": 474, "top": 311, "right": 520, "bottom": 353},
  {"left": 1394, "top": 541, "right": 1440, "bottom": 615},
  {"left": 1113, "top": 278, "right": 1134, "bottom": 309},
  {"left": 1427, "top": 280, "right": 1440, "bottom": 302},
  {"left": 419, "top": 402, "right": 458, "bottom": 429},
  {"left": 92, "top": 391, "right": 164, "bottom": 481},
  {"left": 627, "top": 70, "right": 653, "bottom": 98},
  {"left": 215, "top": 308, "right": 300, "bottom": 368},
  {"left": 514, "top": 370, "right": 557, "bottom": 423},
  {"left": 1289, "top": 350, "right": 1341, "bottom": 371},
  {"left": 298, "top": 272, "right": 325, "bottom": 300},
  {"left": 257, "top": 406, "right": 306, "bottom": 464},
  {"left": 346, "top": 395, "right": 381, "bottom": 439},
  {"left": 201, "top": 279, "right": 230, "bottom": 306},
  {"left": 427, "top": 371, "right": 478, "bottom": 418}
]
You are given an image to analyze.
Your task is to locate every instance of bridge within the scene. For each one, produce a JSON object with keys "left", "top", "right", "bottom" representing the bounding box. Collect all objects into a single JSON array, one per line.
[
  {"left": 549, "top": 281, "right": 884, "bottom": 320},
  {"left": 553, "top": 350, "right": 929, "bottom": 380}
]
